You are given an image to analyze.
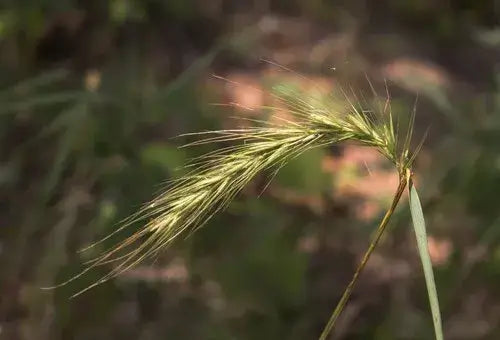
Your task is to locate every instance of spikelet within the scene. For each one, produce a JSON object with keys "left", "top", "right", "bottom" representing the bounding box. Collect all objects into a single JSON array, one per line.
[{"left": 47, "top": 69, "right": 417, "bottom": 297}]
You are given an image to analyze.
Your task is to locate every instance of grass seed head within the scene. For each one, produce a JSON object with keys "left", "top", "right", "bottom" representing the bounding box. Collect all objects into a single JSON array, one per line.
[{"left": 51, "top": 72, "right": 419, "bottom": 297}]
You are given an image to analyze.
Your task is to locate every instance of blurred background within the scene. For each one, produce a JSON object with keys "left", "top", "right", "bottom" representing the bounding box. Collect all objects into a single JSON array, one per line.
[{"left": 1, "top": 1, "right": 499, "bottom": 339}]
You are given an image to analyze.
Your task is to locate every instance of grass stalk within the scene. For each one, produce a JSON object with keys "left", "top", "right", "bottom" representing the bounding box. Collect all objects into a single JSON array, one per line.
[{"left": 319, "top": 173, "right": 408, "bottom": 340}]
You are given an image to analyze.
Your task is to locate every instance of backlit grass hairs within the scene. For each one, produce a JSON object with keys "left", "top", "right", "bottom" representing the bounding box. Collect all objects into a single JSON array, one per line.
[{"left": 46, "top": 66, "right": 440, "bottom": 339}]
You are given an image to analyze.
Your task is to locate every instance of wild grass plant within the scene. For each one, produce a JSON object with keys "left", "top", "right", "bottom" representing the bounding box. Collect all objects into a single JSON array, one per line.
[{"left": 49, "top": 65, "right": 442, "bottom": 339}]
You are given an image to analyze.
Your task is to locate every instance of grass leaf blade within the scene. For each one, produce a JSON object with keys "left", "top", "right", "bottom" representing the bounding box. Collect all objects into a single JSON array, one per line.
[{"left": 409, "top": 182, "right": 443, "bottom": 340}]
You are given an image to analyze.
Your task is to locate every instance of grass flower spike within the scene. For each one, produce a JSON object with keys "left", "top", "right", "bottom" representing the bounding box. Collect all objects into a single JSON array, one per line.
[{"left": 49, "top": 67, "right": 440, "bottom": 339}]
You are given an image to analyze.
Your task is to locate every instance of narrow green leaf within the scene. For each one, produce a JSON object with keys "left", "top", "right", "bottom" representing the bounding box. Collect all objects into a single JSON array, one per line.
[
  {"left": 0, "top": 91, "right": 88, "bottom": 115},
  {"left": 409, "top": 183, "right": 444, "bottom": 340},
  {"left": 0, "top": 68, "right": 69, "bottom": 99}
]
